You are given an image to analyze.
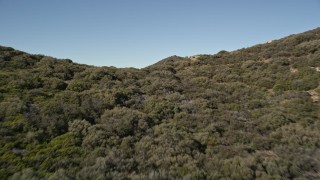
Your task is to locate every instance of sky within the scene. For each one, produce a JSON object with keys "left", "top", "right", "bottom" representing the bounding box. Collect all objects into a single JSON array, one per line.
[{"left": 0, "top": 0, "right": 320, "bottom": 68}]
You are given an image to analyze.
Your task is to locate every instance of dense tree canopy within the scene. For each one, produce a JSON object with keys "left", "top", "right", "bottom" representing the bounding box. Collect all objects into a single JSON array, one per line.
[{"left": 0, "top": 28, "right": 320, "bottom": 179}]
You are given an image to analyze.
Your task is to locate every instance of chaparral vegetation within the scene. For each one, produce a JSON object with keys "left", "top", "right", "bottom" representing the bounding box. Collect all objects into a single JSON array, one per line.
[{"left": 0, "top": 28, "right": 319, "bottom": 179}]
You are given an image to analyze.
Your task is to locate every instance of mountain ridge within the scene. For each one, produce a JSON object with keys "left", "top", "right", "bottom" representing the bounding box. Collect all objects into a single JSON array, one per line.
[{"left": 2, "top": 27, "right": 319, "bottom": 69}]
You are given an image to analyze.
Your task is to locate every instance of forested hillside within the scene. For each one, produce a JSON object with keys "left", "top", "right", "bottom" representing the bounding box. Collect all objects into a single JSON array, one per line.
[{"left": 0, "top": 28, "right": 319, "bottom": 179}]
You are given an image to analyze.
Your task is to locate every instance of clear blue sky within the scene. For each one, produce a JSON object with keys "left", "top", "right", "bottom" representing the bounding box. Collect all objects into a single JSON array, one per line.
[{"left": 1, "top": 0, "right": 320, "bottom": 68}]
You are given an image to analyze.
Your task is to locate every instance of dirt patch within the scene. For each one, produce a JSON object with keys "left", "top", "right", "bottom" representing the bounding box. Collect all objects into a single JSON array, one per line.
[
  {"left": 190, "top": 55, "right": 200, "bottom": 61},
  {"left": 261, "top": 58, "right": 272, "bottom": 64},
  {"left": 290, "top": 67, "right": 298, "bottom": 73},
  {"left": 308, "top": 90, "right": 319, "bottom": 103},
  {"left": 255, "top": 150, "right": 279, "bottom": 159},
  {"left": 267, "top": 89, "right": 274, "bottom": 95},
  {"left": 310, "top": 67, "right": 320, "bottom": 72}
]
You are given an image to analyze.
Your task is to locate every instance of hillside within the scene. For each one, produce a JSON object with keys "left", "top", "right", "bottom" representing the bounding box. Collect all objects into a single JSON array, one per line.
[{"left": 0, "top": 28, "right": 320, "bottom": 179}]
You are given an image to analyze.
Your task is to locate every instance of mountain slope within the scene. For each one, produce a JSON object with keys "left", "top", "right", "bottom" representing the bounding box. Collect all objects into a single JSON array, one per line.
[{"left": 0, "top": 28, "right": 319, "bottom": 179}]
